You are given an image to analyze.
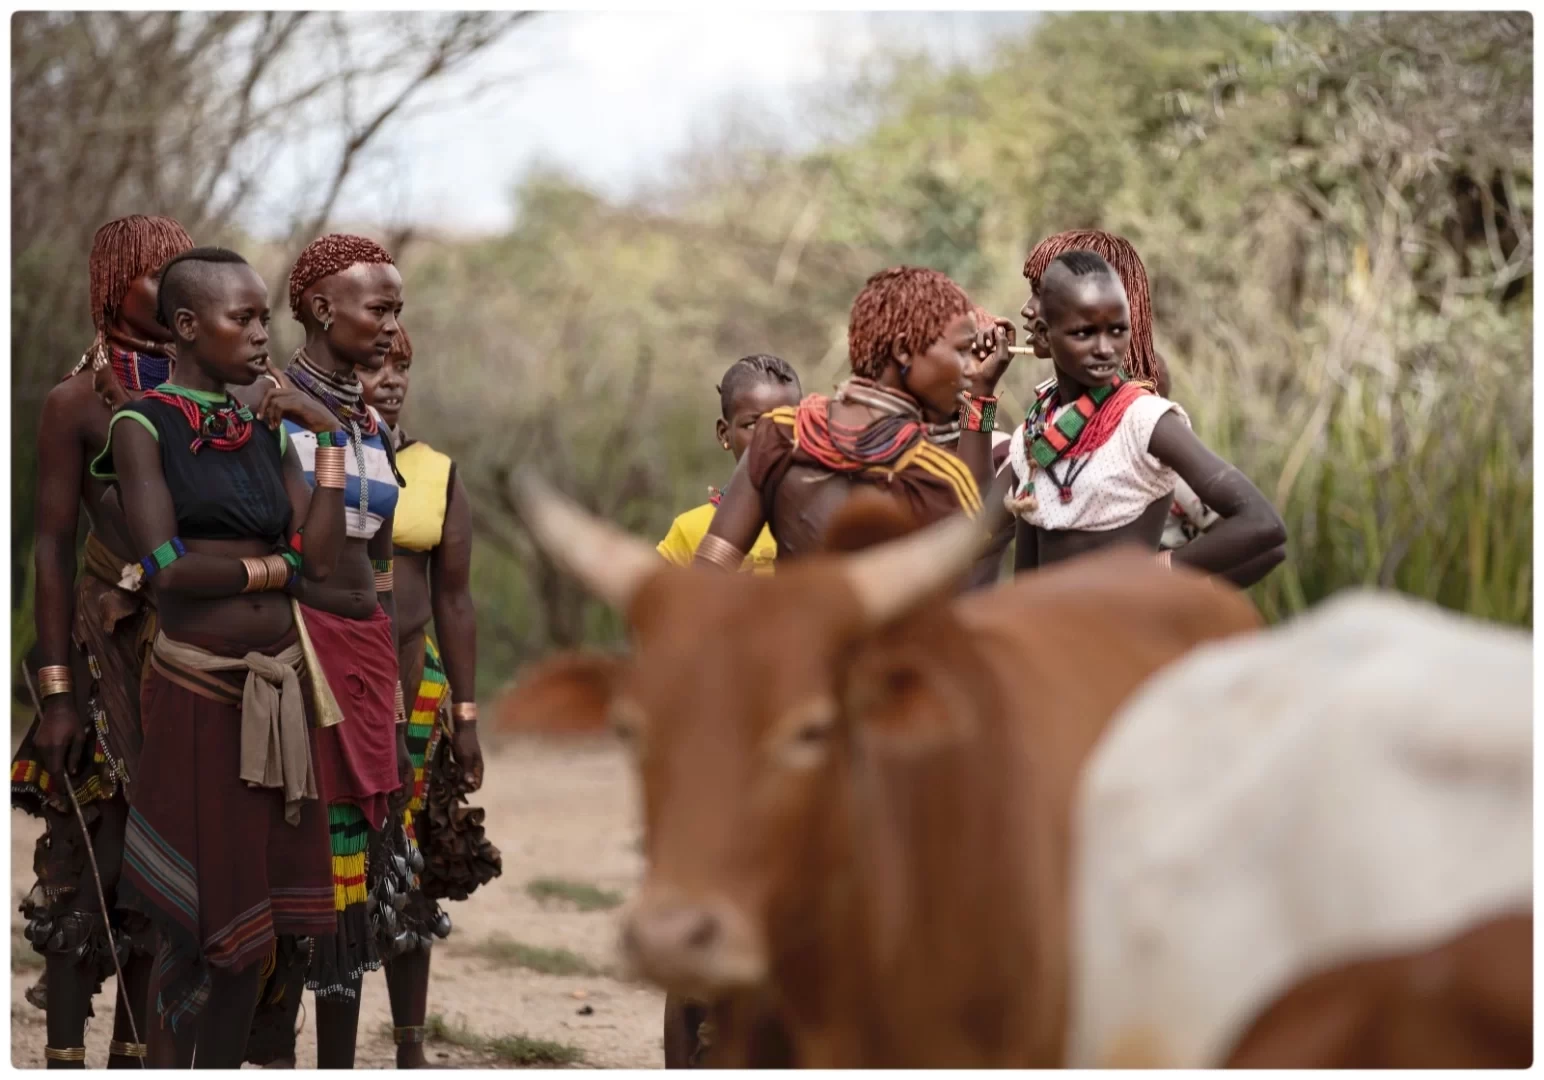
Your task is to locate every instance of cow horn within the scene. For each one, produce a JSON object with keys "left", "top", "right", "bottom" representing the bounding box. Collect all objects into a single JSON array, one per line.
[
  {"left": 509, "top": 468, "right": 661, "bottom": 611},
  {"left": 842, "top": 509, "right": 989, "bottom": 627}
]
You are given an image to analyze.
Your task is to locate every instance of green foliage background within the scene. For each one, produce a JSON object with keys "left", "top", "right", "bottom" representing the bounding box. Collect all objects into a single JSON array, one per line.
[{"left": 10, "top": 13, "right": 1532, "bottom": 701}]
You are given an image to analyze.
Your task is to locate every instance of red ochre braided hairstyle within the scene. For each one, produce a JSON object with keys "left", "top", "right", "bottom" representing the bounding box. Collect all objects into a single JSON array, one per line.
[
  {"left": 388, "top": 322, "right": 413, "bottom": 361},
  {"left": 1023, "top": 229, "right": 1159, "bottom": 386},
  {"left": 848, "top": 266, "right": 973, "bottom": 381},
  {"left": 88, "top": 215, "right": 194, "bottom": 331},
  {"left": 287, "top": 233, "right": 395, "bottom": 322}
]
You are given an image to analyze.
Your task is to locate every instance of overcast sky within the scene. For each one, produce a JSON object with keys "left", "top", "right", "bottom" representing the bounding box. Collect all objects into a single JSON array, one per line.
[{"left": 247, "top": 11, "right": 1038, "bottom": 237}]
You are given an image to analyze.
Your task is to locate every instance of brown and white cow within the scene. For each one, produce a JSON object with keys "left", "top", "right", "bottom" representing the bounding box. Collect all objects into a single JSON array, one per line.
[
  {"left": 497, "top": 472, "right": 1262, "bottom": 1067},
  {"left": 1073, "top": 589, "right": 1533, "bottom": 1069}
]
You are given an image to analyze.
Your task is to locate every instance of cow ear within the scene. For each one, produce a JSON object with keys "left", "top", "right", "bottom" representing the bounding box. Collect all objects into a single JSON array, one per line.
[
  {"left": 493, "top": 651, "right": 623, "bottom": 735},
  {"left": 845, "top": 657, "right": 974, "bottom": 755}
]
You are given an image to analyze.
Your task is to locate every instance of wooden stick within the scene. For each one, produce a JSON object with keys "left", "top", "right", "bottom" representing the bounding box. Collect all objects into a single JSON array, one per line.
[{"left": 1006, "top": 345, "right": 1037, "bottom": 355}]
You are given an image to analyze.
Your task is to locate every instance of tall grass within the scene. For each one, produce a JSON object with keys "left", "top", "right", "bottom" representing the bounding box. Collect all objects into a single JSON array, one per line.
[{"left": 1180, "top": 287, "right": 1531, "bottom": 628}]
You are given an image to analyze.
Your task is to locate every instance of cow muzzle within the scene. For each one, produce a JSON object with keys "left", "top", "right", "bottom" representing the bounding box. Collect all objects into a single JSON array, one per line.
[{"left": 619, "top": 888, "right": 767, "bottom": 996}]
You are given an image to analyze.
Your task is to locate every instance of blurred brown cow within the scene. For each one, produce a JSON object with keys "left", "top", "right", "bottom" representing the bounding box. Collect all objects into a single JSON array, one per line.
[{"left": 496, "top": 473, "right": 1260, "bottom": 1067}]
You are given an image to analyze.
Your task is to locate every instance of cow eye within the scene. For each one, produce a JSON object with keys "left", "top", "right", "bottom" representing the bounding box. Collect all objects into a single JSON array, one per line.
[
  {"left": 775, "top": 698, "right": 839, "bottom": 770},
  {"left": 609, "top": 698, "right": 647, "bottom": 747},
  {"left": 795, "top": 715, "right": 833, "bottom": 745}
]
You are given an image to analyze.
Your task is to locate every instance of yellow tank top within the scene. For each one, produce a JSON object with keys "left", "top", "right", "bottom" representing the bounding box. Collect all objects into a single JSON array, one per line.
[
  {"left": 393, "top": 441, "right": 453, "bottom": 552},
  {"left": 656, "top": 503, "right": 777, "bottom": 574}
]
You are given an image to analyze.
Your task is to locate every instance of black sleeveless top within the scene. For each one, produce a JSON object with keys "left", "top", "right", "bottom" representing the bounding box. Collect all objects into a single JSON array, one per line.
[{"left": 91, "top": 395, "right": 292, "bottom": 542}]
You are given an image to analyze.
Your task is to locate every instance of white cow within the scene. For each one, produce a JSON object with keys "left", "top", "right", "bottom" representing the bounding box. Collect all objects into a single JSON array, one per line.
[{"left": 1069, "top": 589, "right": 1532, "bottom": 1067}]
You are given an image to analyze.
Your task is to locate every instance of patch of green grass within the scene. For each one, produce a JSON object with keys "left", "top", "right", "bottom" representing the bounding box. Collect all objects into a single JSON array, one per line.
[
  {"left": 484, "top": 1031, "right": 586, "bottom": 1067},
  {"left": 525, "top": 876, "right": 624, "bottom": 913},
  {"left": 384, "top": 1014, "right": 585, "bottom": 1067},
  {"left": 468, "top": 934, "right": 601, "bottom": 977}
]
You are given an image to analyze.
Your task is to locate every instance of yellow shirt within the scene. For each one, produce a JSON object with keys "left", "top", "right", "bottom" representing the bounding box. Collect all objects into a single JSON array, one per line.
[
  {"left": 393, "top": 441, "right": 453, "bottom": 552},
  {"left": 657, "top": 502, "right": 777, "bottom": 574}
]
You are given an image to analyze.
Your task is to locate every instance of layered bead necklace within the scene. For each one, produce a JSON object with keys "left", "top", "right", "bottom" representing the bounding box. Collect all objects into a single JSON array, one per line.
[
  {"left": 792, "top": 376, "right": 960, "bottom": 477},
  {"left": 1005, "top": 373, "right": 1151, "bottom": 516},
  {"left": 66, "top": 332, "right": 174, "bottom": 391},
  {"left": 835, "top": 376, "right": 961, "bottom": 446},
  {"left": 288, "top": 347, "right": 374, "bottom": 523},
  {"left": 109, "top": 346, "right": 172, "bottom": 393},
  {"left": 141, "top": 384, "right": 255, "bottom": 454}
]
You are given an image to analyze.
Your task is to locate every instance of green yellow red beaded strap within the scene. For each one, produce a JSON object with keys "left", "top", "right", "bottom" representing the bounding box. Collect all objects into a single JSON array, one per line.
[{"left": 1028, "top": 376, "right": 1123, "bottom": 469}]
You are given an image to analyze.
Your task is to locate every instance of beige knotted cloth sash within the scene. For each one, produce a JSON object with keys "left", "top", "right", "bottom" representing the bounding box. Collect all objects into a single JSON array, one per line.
[{"left": 151, "top": 631, "right": 318, "bottom": 825}]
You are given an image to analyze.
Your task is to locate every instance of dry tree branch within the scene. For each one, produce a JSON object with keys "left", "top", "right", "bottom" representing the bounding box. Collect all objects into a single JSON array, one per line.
[
  {"left": 293, "top": 13, "right": 532, "bottom": 240},
  {"left": 1448, "top": 254, "right": 1534, "bottom": 295},
  {"left": 180, "top": 10, "right": 246, "bottom": 59},
  {"left": 189, "top": 12, "right": 313, "bottom": 221},
  {"left": 1499, "top": 170, "right": 1531, "bottom": 250},
  {"left": 771, "top": 173, "right": 831, "bottom": 296},
  {"left": 1475, "top": 178, "right": 1512, "bottom": 279}
]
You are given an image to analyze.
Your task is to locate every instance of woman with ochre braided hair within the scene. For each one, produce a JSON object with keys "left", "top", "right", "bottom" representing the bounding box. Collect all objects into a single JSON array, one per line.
[
  {"left": 967, "top": 227, "right": 1221, "bottom": 586},
  {"left": 687, "top": 268, "right": 999, "bottom": 1068},
  {"left": 88, "top": 247, "right": 348, "bottom": 1067},
  {"left": 358, "top": 325, "right": 503, "bottom": 1067},
  {"left": 13, "top": 213, "right": 193, "bottom": 1069},
  {"left": 696, "top": 266, "right": 988, "bottom": 570},
  {"left": 987, "top": 246, "right": 1285, "bottom": 584},
  {"left": 236, "top": 232, "right": 413, "bottom": 1068}
]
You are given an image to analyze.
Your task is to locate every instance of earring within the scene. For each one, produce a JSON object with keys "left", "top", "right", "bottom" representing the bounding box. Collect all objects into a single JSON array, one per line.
[{"left": 320, "top": 316, "right": 332, "bottom": 331}]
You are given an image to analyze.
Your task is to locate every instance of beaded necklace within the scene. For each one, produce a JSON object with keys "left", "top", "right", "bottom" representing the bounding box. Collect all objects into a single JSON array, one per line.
[
  {"left": 1008, "top": 373, "right": 1151, "bottom": 509},
  {"left": 141, "top": 384, "right": 255, "bottom": 454},
  {"left": 65, "top": 332, "right": 174, "bottom": 387},
  {"left": 288, "top": 347, "right": 372, "bottom": 524},
  {"left": 835, "top": 377, "right": 961, "bottom": 446},
  {"left": 794, "top": 377, "right": 959, "bottom": 475},
  {"left": 287, "top": 348, "right": 378, "bottom": 434},
  {"left": 109, "top": 346, "right": 172, "bottom": 393}
]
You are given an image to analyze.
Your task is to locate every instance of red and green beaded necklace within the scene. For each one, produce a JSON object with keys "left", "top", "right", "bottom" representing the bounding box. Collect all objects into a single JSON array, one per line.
[
  {"left": 141, "top": 383, "right": 256, "bottom": 454},
  {"left": 1020, "top": 374, "right": 1138, "bottom": 504}
]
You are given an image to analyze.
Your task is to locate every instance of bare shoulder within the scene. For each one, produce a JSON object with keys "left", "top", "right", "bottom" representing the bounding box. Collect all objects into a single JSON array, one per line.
[
  {"left": 41, "top": 370, "right": 107, "bottom": 438},
  {"left": 1146, "top": 402, "right": 1209, "bottom": 458},
  {"left": 46, "top": 369, "right": 98, "bottom": 409}
]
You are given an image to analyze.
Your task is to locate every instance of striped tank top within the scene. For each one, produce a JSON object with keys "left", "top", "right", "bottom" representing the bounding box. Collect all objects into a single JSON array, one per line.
[{"left": 284, "top": 407, "right": 401, "bottom": 540}]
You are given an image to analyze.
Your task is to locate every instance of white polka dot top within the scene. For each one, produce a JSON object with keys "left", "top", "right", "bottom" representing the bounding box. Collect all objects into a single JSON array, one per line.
[{"left": 1008, "top": 394, "right": 1190, "bottom": 533}]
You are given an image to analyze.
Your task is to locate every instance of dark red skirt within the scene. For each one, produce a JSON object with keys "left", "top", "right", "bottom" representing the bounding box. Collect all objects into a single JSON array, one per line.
[
  {"left": 303, "top": 603, "right": 400, "bottom": 831},
  {"left": 297, "top": 602, "right": 401, "bottom": 998},
  {"left": 118, "top": 629, "right": 334, "bottom": 1033}
]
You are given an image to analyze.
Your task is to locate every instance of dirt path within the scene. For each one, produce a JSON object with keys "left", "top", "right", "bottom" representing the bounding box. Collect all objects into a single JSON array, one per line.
[{"left": 10, "top": 734, "right": 666, "bottom": 1068}]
